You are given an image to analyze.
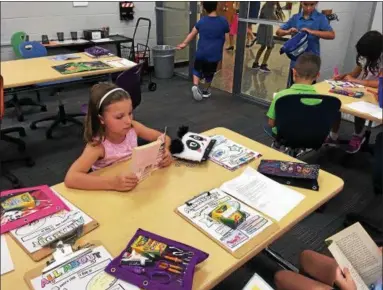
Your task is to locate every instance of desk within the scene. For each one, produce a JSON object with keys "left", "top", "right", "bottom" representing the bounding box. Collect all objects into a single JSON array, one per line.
[
  {"left": 1, "top": 52, "right": 137, "bottom": 89},
  {"left": 1, "top": 128, "right": 344, "bottom": 290},
  {"left": 314, "top": 81, "right": 381, "bottom": 124},
  {"left": 42, "top": 34, "right": 134, "bottom": 58}
]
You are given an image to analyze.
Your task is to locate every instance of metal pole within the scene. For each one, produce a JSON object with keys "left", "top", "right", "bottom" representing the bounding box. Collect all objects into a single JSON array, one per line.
[
  {"left": 233, "top": 1, "right": 249, "bottom": 96},
  {"left": 188, "top": 2, "right": 197, "bottom": 80}
]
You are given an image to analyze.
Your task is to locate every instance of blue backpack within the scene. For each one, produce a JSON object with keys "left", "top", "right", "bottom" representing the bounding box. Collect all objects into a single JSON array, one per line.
[{"left": 280, "top": 31, "right": 309, "bottom": 61}]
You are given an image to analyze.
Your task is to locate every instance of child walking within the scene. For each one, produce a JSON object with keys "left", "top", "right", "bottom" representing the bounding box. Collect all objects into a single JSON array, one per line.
[
  {"left": 64, "top": 82, "right": 172, "bottom": 192},
  {"left": 252, "top": 2, "right": 285, "bottom": 73},
  {"left": 177, "top": 1, "right": 229, "bottom": 101},
  {"left": 325, "top": 30, "right": 382, "bottom": 154},
  {"left": 226, "top": 2, "right": 239, "bottom": 51}
]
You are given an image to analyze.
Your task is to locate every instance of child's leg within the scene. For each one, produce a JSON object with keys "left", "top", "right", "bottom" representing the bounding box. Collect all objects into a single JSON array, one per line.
[
  {"left": 354, "top": 117, "right": 365, "bottom": 136},
  {"left": 346, "top": 117, "right": 367, "bottom": 154},
  {"left": 226, "top": 34, "right": 235, "bottom": 50},
  {"left": 299, "top": 250, "right": 339, "bottom": 287},
  {"left": 274, "top": 270, "right": 333, "bottom": 290},
  {"left": 191, "top": 60, "right": 203, "bottom": 101},
  {"left": 253, "top": 45, "right": 266, "bottom": 67},
  {"left": 262, "top": 47, "right": 273, "bottom": 65},
  {"left": 200, "top": 61, "right": 218, "bottom": 98}
]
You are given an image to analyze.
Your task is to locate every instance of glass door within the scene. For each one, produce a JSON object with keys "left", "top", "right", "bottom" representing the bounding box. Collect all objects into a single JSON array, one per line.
[{"left": 155, "top": 2, "right": 197, "bottom": 79}]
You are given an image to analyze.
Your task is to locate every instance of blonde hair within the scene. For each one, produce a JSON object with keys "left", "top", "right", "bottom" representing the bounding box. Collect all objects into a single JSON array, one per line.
[{"left": 84, "top": 82, "right": 131, "bottom": 145}]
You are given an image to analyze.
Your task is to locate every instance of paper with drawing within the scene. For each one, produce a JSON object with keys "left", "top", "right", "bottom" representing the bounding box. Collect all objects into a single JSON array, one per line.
[
  {"left": 326, "top": 223, "right": 382, "bottom": 290},
  {"left": 220, "top": 167, "right": 305, "bottom": 221},
  {"left": 177, "top": 189, "right": 273, "bottom": 252},
  {"left": 1, "top": 235, "right": 14, "bottom": 275},
  {"left": 29, "top": 245, "right": 139, "bottom": 290},
  {"left": 10, "top": 190, "right": 93, "bottom": 253},
  {"left": 209, "top": 135, "right": 261, "bottom": 171}
]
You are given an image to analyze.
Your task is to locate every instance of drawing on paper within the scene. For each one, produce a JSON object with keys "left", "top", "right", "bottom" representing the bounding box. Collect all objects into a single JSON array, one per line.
[
  {"left": 177, "top": 189, "right": 273, "bottom": 252},
  {"left": 29, "top": 245, "right": 139, "bottom": 290},
  {"left": 209, "top": 135, "right": 261, "bottom": 171}
]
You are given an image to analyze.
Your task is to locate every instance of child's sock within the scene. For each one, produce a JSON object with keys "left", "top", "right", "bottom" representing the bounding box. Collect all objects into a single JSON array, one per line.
[{"left": 330, "top": 132, "right": 339, "bottom": 140}]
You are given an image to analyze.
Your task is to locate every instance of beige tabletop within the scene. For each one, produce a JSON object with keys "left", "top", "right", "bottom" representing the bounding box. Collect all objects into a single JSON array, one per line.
[
  {"left": 1, "top": 127, "right": 344, "bottom": 290},
  {"left": 314, "top": 81, "right": 381, "bottom": 124},
  {"left": 0, "top": 53, "right": 137, "bottom": 89}
]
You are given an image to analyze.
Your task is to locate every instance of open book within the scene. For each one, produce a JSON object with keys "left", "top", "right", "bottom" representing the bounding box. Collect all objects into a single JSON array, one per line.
[{"left": 326, "top": 223, "right": 382, "bottom": 290}]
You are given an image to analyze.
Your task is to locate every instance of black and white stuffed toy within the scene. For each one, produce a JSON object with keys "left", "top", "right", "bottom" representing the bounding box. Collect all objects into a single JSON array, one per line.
[{"left": 170, "top": 126, "right": 216, "bottom": 162}]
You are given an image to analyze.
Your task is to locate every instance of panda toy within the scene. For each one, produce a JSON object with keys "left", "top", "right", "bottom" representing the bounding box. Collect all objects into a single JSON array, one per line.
[{"left": 170, "top": 126, "right": 216, "bottom": 162}]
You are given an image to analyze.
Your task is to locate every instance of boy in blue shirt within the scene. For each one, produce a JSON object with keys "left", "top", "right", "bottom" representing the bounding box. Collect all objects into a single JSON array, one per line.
[
  {"left": 177, "top": 1, "right": 229, "bottom": 101},
  {"left": 276, "top": 1, "right": 335, "bottom": 86}
]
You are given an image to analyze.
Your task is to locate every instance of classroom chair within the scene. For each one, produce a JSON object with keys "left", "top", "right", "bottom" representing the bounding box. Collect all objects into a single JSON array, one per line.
[
  {"left": 116, "top": 62, "right": 143, "bottom": 110},
  {"left": 273, "top": 94, "right": 341, "bottom": 157},
  {"left": 5, "top": 41, "right": 48, "bottom": 122},
  {"left": 1, "top": 75, "right": 35, "bottom": 189},
  {"left": 11, "top": 31, "right": 27, "bottom": 59},
  {"left": 18, "top": 41, "right": 84, "bottom": 139}
]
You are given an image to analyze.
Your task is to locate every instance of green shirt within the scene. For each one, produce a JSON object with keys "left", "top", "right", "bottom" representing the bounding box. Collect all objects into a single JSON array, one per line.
[{"left": 266, "top": 84, "right": 322, "bottom": 134}]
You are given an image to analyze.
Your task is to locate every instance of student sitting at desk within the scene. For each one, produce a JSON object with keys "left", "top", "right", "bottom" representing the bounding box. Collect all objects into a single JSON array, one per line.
[
  {"left": 325, "top": 30, "right": 382, "bottom": 154},
  {"left": 64, "top": 83, "right": 172, "bottom": 191},
  {"left": 265, "top": 52, "right": 323, "bottom": 140}
]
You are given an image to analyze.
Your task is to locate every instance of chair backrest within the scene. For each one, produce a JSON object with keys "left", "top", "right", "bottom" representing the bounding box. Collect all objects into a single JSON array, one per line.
[
  {"left": 275, "top": 94, "right": 341, "bottom": 150},
  {"left": 0, "top": 75, "right": 4, "bottom": 120},
  {"left": 19, "top": 41, "right": 47, "bottom": 59},
  {"left": 115, "top": 63, "right": 143, "bottom": 110},
  {"left": 11, "top": 31, "right": 27, "bottom": 58}
]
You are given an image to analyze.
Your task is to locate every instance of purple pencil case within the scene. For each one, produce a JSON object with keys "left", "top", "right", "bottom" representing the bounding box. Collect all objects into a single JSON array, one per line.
[{"left": 105, "top": 228, "right": 209, "bottom": 290}]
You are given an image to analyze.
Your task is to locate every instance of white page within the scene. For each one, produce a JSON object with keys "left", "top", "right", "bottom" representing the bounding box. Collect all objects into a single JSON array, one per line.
[
  {"left": 10, "top": 190, "right": 93, "bottom": 253},
  {"left": 30, "top": 245, "right": 139, "bottom": 290},
  {"left": 1, "top": 235, "right": 14, "bottom": 275},
  {"left": 220, "top": 167, "right": 305, "bottom": 221},
  {"left": 177, "top": 189, "right": 273, "bottom": 252},
  {"left": 345, "top": 101, "right": 382, "bottom": 116},
  {"left": 92, "top": 38, "right": 113, "bottom": 43},
  {"left": 370, "top": 111, "right": 382, "bottom": 120},
  {"left": 104, "top": 59, "right": 135, "bottom": 68}
]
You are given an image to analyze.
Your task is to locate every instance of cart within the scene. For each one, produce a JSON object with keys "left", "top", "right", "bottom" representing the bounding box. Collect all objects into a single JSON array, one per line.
[{"left": 121, "top": 17, "right": 157, "bottom": 91}]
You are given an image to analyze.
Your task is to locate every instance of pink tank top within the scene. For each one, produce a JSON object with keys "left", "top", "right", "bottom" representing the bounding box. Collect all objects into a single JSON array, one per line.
[{"left": 92, "top": 129, "right": 138, "bottom": 171}]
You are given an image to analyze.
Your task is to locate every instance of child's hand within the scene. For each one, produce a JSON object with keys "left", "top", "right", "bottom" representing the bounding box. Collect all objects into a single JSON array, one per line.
[
  {"left": 344, "top": 75, "right": 357, "bottom": 83},
  {"left": 300, "top": 27, "right": 313, "bottom": 34},
  {"left": 110, "top": 173, "right": 138, "bottom": 191},
  {"left": 335, "top": 268, "right": 357, "bottom": 290},
  {"left": 333, "top": 73, "right": 346, "bottom": 81},
  {"left": 176, "top": 43, "right": 187, "bottom": 50},
  {"left": 288, "top": 27, "right": 298, "bottom": 35},
  {"left": 159, "top": 148, "right": 173, "bottom": 168}
]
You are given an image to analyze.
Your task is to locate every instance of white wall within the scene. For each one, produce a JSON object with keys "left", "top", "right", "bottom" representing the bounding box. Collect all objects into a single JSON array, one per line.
[
  {"left": 0, "top": 1, "right": 156, "bottom": 61},
  {"left": 316, "top": 2, "right": 375, "bottom": 80},
  {"left": 371, "top": 1, "right": 382, "bottom": 32}
]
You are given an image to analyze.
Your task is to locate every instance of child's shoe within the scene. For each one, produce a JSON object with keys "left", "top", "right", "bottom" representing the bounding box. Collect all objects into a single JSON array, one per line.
[
  {"left": 259, "top": 64, "right": 271, "bottom": 73},
  {"left": 191, "top": 86, "right": 203, "bottom": 101},
  {"left": 346, "top": 134, "right": 365, "bottom": 154},
  {"left": 252, "top": 62, "right": 260, "bottom": 70},
  {"left": 202, "top": 88, "right": 211, "bottom": 98}
]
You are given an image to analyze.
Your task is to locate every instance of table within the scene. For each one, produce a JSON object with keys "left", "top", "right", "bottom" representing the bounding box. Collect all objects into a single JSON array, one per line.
[
  {"left": 1, "top": 128, "right": 344, "bottom": 290},
  {"left": 314, "top": 81, "right": 381, "bottom": 124},
  {"left": 42, "top": 34, "right": 134, "bottom": 58},
  {"left": 1, "top": 52, "right": 137, "bottom": 89}
]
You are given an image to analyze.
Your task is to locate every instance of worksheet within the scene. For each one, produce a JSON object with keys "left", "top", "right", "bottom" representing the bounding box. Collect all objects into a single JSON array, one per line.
[
  {"left": 29, "top": 245, "right": 139, "bottom": 290},
  {"left": 10, "top": 190, "right": 93, "bottom": 253},
  {"left": 177, "top": 189, "right": 273, "bottom": 252}
]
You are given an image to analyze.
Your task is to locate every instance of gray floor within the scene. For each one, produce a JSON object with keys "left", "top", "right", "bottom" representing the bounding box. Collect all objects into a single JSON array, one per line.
[{"left": 1, "top": 76, "right": 380, "bottom": 289}]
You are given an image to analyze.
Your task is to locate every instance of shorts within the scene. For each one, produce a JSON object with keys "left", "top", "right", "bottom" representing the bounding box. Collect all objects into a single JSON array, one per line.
[{"left": 193, "top": 59, "right": 219, "bottom": 83}]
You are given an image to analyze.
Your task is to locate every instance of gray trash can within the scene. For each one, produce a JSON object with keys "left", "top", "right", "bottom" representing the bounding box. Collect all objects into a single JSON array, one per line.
[{"left": 152, "top": 45, "right": 176, "bottom": 79}]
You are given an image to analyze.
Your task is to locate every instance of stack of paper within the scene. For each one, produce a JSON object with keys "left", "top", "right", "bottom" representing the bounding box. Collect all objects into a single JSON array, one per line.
[
  {"left": 345, "top": 101, "right": 382, "bottom": 120},
  {"left": 104, "top": 59, "right": 134, "bottom": 68},
  {"left": 1, "top": 235, "right": 14, "bottom": 275},
  {"left": 220, "top": 167, "right": 305, "bottom": 221}
]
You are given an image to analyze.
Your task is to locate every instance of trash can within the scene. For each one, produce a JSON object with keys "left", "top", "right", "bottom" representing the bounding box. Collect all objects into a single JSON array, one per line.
[{"left": 152, "top": 45, "right": 176, "bottom": 79}]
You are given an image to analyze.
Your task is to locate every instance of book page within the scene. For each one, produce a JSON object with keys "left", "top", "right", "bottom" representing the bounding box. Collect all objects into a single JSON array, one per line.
[
  {"left": 328, "top": 242, "right": 369, "bottom": 290},
  {"left": 220, "top": 167, "right": 305, "bottom": 221},
  {"left": 177, "top": 189, "right": 273, "bottom": 252},
  {"left": 29, "top": 245, "right": 139, "bottom": 290},
  {"left": 131, "top": 140, "right": 161, "bottom": 182},
  {"left": 327, "top": 223, "right": 382, "bottom": 289}
]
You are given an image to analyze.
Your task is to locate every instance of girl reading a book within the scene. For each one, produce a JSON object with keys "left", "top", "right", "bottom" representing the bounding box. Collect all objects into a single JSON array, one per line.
[{"left": 65, "top": 82, "right": 172, "bottom": 192}]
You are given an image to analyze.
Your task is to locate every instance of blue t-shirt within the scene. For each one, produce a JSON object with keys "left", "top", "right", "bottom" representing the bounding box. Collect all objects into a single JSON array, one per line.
[
  {"left": 195, "top": 16, "right": 229, "bottom": 62},
  {"left": 280, "top": 10, "right": 333, "bottom": 66}
]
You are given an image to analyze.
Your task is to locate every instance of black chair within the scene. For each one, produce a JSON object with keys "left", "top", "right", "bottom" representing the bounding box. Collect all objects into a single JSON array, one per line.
[
  {"left": 1, "top": 75, "right": 35, "bottom": 189},
  {"left": 274, "top": 94, "right": 341, "bottom": 157},
  {"left": 115, "top": 62, "right": 144, "bottom": 110}
]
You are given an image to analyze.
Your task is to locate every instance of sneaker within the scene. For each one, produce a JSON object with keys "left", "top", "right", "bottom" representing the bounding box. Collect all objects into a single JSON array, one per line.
[
  {"left": 346, "top": 134, "right": 365, "bottom": 154},
  {"left": 191, "top": 86, "right": 203, "bottom": 101},
  {"left": 259, "top": 64, "right": 271, "bottom": 73},
  {"left": 323, "top": 135, "right": 339, "bottom": 147},
  {"left": 202, "top": 89, "right": 211, "bottom": 98},
  {"left": 252, "top": 62, "right": 260, "bottom": 70}
]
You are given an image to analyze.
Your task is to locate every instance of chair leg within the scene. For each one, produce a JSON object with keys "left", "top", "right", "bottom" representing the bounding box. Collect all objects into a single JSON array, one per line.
[
  {"left": 1, "top": 166, "right": 23, "bottom": 189},
  {"left": 1, "top": 133, "right": 26, "bottom": 152},
  {"left": 46, "top": 119, "right": 65, "bottom": 139},
  {"left": 263, "top": 247, "right": 299, "bottom": 273},
  {"left": 18, "top": 97, "right": 47, "bottom": 111},
  {"left": 1, "top": 127, "right": 26, "bottom": 137}
]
